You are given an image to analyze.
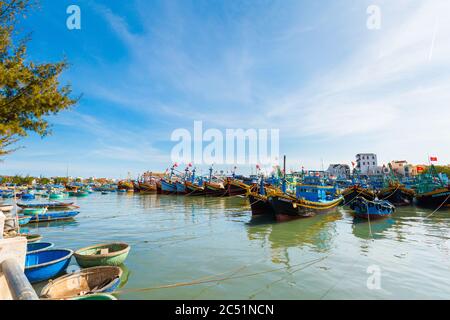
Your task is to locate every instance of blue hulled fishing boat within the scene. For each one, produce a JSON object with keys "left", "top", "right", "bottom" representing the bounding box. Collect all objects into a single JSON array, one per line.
[{"left": 350, "top": 196, "right": 395, "bottom": 220}]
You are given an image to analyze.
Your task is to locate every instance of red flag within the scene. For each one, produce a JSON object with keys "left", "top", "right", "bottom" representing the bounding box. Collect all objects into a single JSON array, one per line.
[
  {"left": 188, "top": 163, "right": 192, "bottom": 167},
  {"left": 417, "top": 166, "right": 424, "bottom": 172},
  {"left": 256, "top": 164, "right": 260, "bottom": 170},
  {"left": 351, "top": 162, "right": 355, "bottom": 167},
  {"left": 430, "top": 157, "right": 438, "bottom": 162}
]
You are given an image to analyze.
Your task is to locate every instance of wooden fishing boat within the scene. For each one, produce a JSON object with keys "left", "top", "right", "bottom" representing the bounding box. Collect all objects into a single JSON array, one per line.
[
  {"left": 175, "top": 181, "right": 187, "bottom": 194},
  {"left": 377, "top": 183, "right": 415, "bottom": 206},
  {"left": 17, "top": 201, "right": 75, "bottom": 209},
  {"left": 341, "top": 185, "right": 376, "bottom": 205},
  {"left": 101, "top": 191, "right": 109, "bottom": 195},
  {"left": 350, "top": 197, "right": 395, "bottom": 220},
  {"left": 204, "top": 181, "right": 226, "bottom": 196},
  {"left": 74, "top": 243, "right": 130, "bottom": 267},
  {"left": 138, "top": 182, "right": 157, "bottom": 193},
  {"left": 185, "top": 180, "right": 205, "bottom": 196},
  {"left": 69, "top": 190, "right": 89, "bottom": 197},
  {"left": 160, "top": 179, "right": 178, "bottom": 194},
  {"left": 22, "top": 211, "right": 80, "bottom": 223},
  {"left": 118, "top": 180, "right": 134, "bottom": 192},
  {"left": 416, "top": 187, "right": 450, "bottom": 209},
  {"left": 156, "top": 180, "right": 162, "bottom": 194},
  {"left": 247, "top": 180, "right": 276, "bottom": 216},
  {"left": 40, "top": 266, "right": 122, "bottom": 299},
  {"left": 19, "top": 215, "right": 32, "bottom": 225},
  {"left": 27, "top": 242, "right": 54, "bottom": 254},
  {"left": 269, "top": 183, "right": 343, "bottom": 222},
  {"left": 25, "top": 249, "right": 74, "bottom": 283},
  {"left": 226, "top": 178, "right": 253, "bottom": 196},
  {"left": 415, "top": 165, "right": 450, "bottom": 209},
  {"left": 68, "top": 293, "right": 117, "bottom": 300},
  {"left": 21, "top": 207, "right": 48, "bottom": 215}
]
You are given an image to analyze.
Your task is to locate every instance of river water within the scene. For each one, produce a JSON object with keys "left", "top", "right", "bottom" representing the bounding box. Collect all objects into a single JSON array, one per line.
[{"left": 21, "top": 193, "right": 450, "bottom": 299}]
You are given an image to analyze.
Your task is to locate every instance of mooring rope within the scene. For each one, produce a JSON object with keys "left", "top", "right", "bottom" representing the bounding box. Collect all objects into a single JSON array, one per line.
[
  {"left": 112, "top": 256, "right": 328, "bottom": 295},
  {"left": 425, "top": 194, "right": 450, "bottom": 218}
]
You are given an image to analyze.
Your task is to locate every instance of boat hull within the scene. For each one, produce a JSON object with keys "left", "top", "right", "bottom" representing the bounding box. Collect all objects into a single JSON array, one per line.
[
  {"left": 176, "top": 182, "right": 187, "bottom": 194},
  {"left": 74, "top": 243, "right": 130, "bottom": 268},
  {"left": 24, "top": 211, "right": 80, "bottom": 223},
  {"left": 226, "top": 180, "right": 251, "bottom": 196},
  {"left": 377, "top": 186, "right": 415, "bottom": 206},
  {"left": 269, "top": 195, "right": 343, "bottom": 222},
  {"left": 40, "top": 266, "right": 122, "bottom": 299},
  {"left": 416, "top": 187, "right": 450, "bottom": 209},
  {"left": 204, "top": 182, "right": 226, "bottom": 196},
  {"left": 160, "top": 180, "right": 177, "bottom": 194},
  {"left": 25, "top": 249, "right": 73, "bottom": 283},
  {"left": 342, "top": 186, "right": 376, "bottom": 205},
  {"left": 248, "top": 193, "right": 275, "bottom": 216}
]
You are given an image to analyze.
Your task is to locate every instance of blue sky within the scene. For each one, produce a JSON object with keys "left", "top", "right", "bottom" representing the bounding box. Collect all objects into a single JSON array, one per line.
[{"left": 2, "top": 0, "right": 449, "bottom": 178}]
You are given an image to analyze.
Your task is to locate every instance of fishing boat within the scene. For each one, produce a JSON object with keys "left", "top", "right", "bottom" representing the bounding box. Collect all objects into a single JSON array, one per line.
[
  {"left": 247, "top": 179, "right": 276, "bottom": 216},
  {"left": 22, "top": 211, "right": 80, "bottom": 223},
  {"left": 74, "top": 243, "right": 130, "bottom": 267},
  {"left": 341, "top": 185, "right": 376, "bottom": 205},
  {"left": 17, "top": 201, "right": 75, "bottom": 209},
  {"left": 226, "top": 177, "right": 253, "bottom": 196},
  {"left": 18, "top": 215, "right": 32, "bottom": 226},
  {"left": 138, "top": 181, "right": 157, "bottom": 193},
  {"left": 68, "top": 293, "right": 117, "bottom": 300},
  {"left": 118, "top": 180, "right": 134, "bottom": 192},
  {"left": 101, "top": 191, "right": 109, "bottom": 195},
  {"left": 40, "top": 266, "right": 122, "bottom": 299},
  {"left": 377, "top": 182, "right": 415, "bottom": 206},
  {"left": 21, "top": 207, "right": 48, "bottom": 215},
  {"left": 415, "top": 165, "right": 450, "bottom": 209},
  {"left": 161, "top": 178, "right": 178, "bottom": 194},
  {"left": 350, "top": 196, "right": 395, "bottom": 220},
  {"left": 25, "top": 249, "right": 74, "bottom": 283},
  {"left": 269, "top": 180, "right": 343, "bottom": 222},
  {"left": 175, "top": 181, "right": 187, "bottom": 194},
  {"left": 27, "top": 242, "right": 54, "bottom": 254}
]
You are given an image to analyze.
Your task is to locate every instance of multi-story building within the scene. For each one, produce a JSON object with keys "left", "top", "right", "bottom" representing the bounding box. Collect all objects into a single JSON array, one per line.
[
  {"left": 326, "top": 164, "right": 351, "bottom": 178},
  {"left": 390, "top": 160, "right": 411, "bottom": 177},
  {"left": 355, "top": 153, "right": 381, "bottom": 175}
]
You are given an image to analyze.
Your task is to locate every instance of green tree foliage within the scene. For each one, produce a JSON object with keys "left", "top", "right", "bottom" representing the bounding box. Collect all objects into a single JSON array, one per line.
[{"left": 0, "top": 0, "right": 77, "bottom": 156}]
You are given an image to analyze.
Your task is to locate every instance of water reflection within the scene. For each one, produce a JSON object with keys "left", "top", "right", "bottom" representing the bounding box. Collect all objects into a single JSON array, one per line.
[
  {"left": 351, "top": 217, "right": 395, "bottom": 240},
  {"left": 246, "top": 212, "right": 341, "bottom": 265}
]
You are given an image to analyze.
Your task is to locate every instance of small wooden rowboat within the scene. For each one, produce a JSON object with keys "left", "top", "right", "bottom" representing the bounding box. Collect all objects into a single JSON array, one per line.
[
  {"left": 74, "top": 243, "right": 130, "bottom": 267},
  {"left": 25, "top": 249, "right": 73, "bottom": 283},
  {"left": 23, "top": 211, "right": 80, "bottom": 223},
  {"left": 27, "top": 242, "right": 54, "bottom": 254},
  {"left": 68, "top": 293, "right": 117, "bottom": 300},
  {"left": 40, "top": 266, "right": 122, "bottom": 299},
  {"left": 17, "top": 202, "right": 75, "bottom": 209}
]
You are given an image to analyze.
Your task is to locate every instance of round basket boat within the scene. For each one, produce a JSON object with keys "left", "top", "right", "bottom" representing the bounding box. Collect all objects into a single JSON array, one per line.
[
  {"left": 25, "top": 249, "right": 73, "bottom": 283},
  {"left": 27, "top": 242, "right": 54, "bottom": 254},
  {"left": 40, "top": 266, "right": 122, "bottom": 299},
  {"left": 24, "top": 234, "right": 43, "bottom": 243},
  {"left": 74, "top": 243, "right": 130, "bottom": 268},
  {"left": 68, "top": 293, "right": 117, "bottom": 300}
]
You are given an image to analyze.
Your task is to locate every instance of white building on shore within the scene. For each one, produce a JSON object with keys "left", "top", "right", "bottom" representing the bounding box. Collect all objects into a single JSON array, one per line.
[{"left": 355, "top": 153, "right": 383, "bottom": 175}]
